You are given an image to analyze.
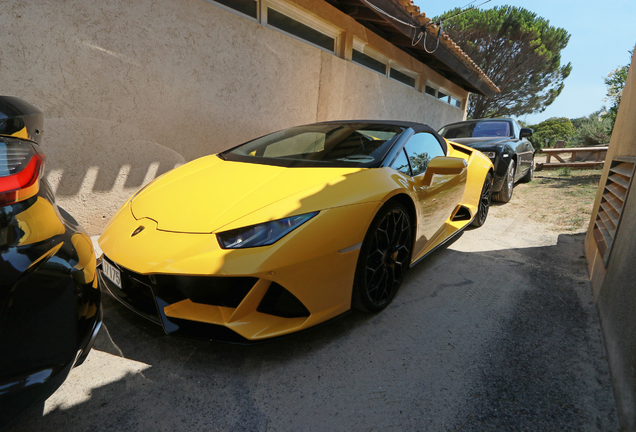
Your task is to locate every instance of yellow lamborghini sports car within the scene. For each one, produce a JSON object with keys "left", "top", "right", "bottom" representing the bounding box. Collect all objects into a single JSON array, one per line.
[{"left": 98, "top": 121, "right": 493, "bottom": 343}]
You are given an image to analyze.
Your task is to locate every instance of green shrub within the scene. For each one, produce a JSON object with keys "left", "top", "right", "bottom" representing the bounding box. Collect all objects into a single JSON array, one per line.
[
  {"left": 567, "top": 115, "right": 612, "bottom": 147},
  {"left": 528, "top": 117, "right": 575, "bottom": 150}
]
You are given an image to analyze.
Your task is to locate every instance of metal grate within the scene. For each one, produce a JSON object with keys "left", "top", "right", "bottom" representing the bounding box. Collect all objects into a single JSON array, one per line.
[{"left": 593, "top": 157, "right": 636, "bottom": 267}]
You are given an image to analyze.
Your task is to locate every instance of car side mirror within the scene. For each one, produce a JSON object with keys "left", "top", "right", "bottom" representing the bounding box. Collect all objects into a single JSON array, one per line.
[
  {"left": 421, "top": 157, "right": 467, "bottom": 187},
  {"left": 520, "top": 128, "right": 533, "bottom": 138}
]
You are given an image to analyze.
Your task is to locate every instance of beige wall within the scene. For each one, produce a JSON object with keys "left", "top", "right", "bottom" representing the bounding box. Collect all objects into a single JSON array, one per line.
[
  {"left": 1, "top": 0, "right": 467, "bottom": 235},
  {"left": 585, "top": 52, "right": 636, "bottom": 429}
]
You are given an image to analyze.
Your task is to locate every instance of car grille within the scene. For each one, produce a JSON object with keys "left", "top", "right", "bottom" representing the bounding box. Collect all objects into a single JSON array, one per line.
[
  {"left": 100, "top": 260, "right": 162, "bottom": 323},
  {"left": 100, "top": 257, "right": 310, "bottom": 322},
  {"left": 152, "top": 274, "right": 257, "bottom": 308},
  {"left": 100, "top": 256, "right": 258, "bottom": 311}
]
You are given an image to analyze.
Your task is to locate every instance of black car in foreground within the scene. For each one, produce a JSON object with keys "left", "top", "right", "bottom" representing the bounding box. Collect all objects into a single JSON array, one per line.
[
  {"left": 0, "top": 96, "right": 101, "bottom": 428},
  {"left": 439, "top": 118, "right": 534, "bottom": 202}
]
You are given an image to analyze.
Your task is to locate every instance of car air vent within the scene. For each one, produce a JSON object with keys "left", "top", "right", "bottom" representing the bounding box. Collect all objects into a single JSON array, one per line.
[
  {"left": 452, "top": 205, "right": 472, "bottom": 221},
  {"left": 156, "top": 275, "right": 258, "bottom": 308},
  {"left": 593, "top": 157, "right": 635, "bottom": 267},
  {"left": 257, "top": 282, "right": 310, "bottom": 318},
  {"left": 450, "top": 143, "right": 472, "bottom": 155},
  {"left": 100, "top": 258, "right": 163, "bottom": 322}
]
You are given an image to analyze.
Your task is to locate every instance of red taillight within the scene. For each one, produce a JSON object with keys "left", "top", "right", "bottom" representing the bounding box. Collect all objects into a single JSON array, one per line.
[{"left": 0, "top": 138, "right": 45, "bottom": 206}]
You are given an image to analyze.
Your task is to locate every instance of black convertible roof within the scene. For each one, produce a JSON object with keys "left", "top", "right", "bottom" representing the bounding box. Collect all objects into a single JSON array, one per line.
[{"left": 316, "top": 119, "right": 435, "bottom": 134}]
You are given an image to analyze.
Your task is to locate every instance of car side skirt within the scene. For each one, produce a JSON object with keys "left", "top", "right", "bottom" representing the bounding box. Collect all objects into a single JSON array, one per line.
[{"left": 410, "top": 212, "right": 474, "bottom": 268}]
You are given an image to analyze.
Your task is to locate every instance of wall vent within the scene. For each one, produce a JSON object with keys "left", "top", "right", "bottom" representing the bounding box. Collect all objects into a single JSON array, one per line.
[{"left": 593, "top": 157, "right": 636, "bottom": 267}]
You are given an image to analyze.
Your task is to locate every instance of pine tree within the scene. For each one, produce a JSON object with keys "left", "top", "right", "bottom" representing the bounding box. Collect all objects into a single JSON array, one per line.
[{"left": 440, "top": 6, "right": 572, "bottom": 118}]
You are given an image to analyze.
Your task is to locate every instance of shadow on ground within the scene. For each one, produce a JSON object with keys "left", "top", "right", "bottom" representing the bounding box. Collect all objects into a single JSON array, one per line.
[
  {"left": 532, "top": 173, "right": 602, "bottom": 189},
  {"left": 7, "top": 233, "right": 618, "bottom": 431}
]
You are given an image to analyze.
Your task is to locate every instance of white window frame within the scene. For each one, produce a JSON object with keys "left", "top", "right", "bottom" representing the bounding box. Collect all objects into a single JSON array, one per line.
[
  {"left": 388, "top": 62, "right": 418, "bottom": 89},
  {"left": 425, "top": 81, "right": 464, "bottom": 109},
  {"left": 436, "top": 88, "right": 451, "bottom": 103},
  {"left": 351, "top": 39, "right": 389, "bottom": 75},
  {"left": 352, "top": 39, "right": 418, "bottom": 89},
  {"left": 424, "top": 83, "right": 438, "bottom": 97},
  {"left": 449, "top": 95, "right": 463, "bottom": 109},
  {"left": 262, "top": 0, "right": 341, "bottom": 54},
  {"left": 425, "top": 81, "right": 442, "bottom": 98}
]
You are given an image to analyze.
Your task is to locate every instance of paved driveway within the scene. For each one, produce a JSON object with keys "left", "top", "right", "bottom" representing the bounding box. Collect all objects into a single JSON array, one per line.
[{"left": 8, "top": 208, "right": 618, "bottom": 431}]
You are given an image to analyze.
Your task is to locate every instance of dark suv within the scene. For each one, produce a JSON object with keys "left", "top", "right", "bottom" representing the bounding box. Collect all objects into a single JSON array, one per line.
[{"left": 0, "top": 96, "right": 101, "bottom": 427}]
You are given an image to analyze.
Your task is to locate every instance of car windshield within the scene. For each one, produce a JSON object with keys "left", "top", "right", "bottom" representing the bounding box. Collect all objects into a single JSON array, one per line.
[
  {"left": 220, "top": 123, "right": 405, "bottom": 168},
  {"left": 439, "top": 121, "right": 512, "bottom": 139}
]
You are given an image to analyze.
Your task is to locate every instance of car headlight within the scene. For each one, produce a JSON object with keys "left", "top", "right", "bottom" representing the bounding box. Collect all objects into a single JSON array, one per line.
[
  {"left": 216, "top": 212, "right": 319, "bottom": 249},
  {"left": 482, "top": 151, "right": 496, "bottom": 159}
]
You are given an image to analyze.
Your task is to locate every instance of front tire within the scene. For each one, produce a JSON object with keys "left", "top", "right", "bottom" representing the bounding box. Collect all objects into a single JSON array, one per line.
[
  {"left": 493, "top": 160, "right": 515, "bottom": 203},
  {"left": 352, "top": 202, "right": 412, "bottom": 313},
  {"left": 471, "top": 172, "right": 493, "bottom": 227}
]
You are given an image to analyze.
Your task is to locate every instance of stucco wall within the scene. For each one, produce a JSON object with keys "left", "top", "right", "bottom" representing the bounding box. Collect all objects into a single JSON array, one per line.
[
  {"left": 1, "top": 0, "right": 466, "bottom": 235},
  {"left": 584, "top": 52, "right": 636, "bottom": 429}
]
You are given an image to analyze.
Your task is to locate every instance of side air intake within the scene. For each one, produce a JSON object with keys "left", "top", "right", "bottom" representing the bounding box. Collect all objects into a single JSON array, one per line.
[
  {"left": 452, "top": 205, "right": 472, "bottom": 222},
  {"left": 257, "top": 283, "right": 310, "bottom": 318}
]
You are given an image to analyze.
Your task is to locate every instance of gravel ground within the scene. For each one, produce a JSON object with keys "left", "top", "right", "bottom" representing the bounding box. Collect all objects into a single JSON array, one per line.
[{"left": 7, "top": 205, "right": 618, "bottom": 431}]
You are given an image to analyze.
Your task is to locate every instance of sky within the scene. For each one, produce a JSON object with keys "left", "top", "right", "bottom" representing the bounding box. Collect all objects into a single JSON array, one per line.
[{"left": 412, "top": 0, "right": 636, "bottom": 125}]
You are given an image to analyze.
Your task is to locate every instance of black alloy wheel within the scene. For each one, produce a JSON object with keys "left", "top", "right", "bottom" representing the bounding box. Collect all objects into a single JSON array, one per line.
[
  {"left": 493, "top": 160, "right": 515, "bottom": 203},
  {"left": 471, "top": 172, "right": 493, "bottom": 227},
  {"left": 352, "top": 202, "right": 412, "bottom": 313}
]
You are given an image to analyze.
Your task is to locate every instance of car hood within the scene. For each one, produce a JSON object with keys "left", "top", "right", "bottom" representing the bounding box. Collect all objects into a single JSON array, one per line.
[
  {"left": 130, "top": 155, "right": 364, "bottom": 233},
  {"left": 448, "top": 137, "right": 508, "bottom": 149}
]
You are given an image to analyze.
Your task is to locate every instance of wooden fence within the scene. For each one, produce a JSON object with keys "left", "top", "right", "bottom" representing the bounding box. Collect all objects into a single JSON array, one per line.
[{"left": 536, "top": 146, "right": 608, "bottom": 170}]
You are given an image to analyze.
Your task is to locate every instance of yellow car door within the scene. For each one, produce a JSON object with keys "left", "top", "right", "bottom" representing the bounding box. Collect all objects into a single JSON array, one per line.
[{"left": 399, "top": 132, "right": 467, "bottom": 260}]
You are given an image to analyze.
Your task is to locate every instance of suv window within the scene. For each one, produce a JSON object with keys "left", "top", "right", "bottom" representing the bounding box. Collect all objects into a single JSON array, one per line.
[{"left": 511, "top": 120, "right": 521, "bottom": 139}]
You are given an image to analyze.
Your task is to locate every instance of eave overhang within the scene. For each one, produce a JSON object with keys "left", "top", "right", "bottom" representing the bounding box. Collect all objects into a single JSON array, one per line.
[{"left": 326, "top": 0, "right": 500, "bottom": 98}]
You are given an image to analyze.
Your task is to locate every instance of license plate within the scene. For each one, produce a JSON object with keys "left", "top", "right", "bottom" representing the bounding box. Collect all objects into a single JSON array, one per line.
[{"left": 102, "top": 259, "right": 122, "bottom": 289}]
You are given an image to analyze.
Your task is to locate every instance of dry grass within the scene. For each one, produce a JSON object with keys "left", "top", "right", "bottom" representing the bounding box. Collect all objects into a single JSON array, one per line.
[{"left": 491, "top": 167, "right": 602, "bottom": 232}]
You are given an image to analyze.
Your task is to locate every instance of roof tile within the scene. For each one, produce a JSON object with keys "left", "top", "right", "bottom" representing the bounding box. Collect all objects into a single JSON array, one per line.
[{"left": 398, "top": 0, "right": 500, "bottom": 93}]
